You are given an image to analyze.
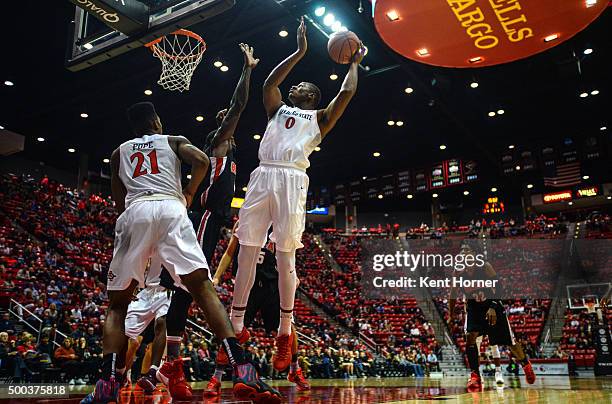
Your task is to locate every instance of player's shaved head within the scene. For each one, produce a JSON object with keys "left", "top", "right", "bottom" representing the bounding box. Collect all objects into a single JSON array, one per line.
[
  {"left": 127, "top": 102, "right": 162, "bottom": 135},
  {"left": 304, "top": 82, "right": 321, "bottom": 108}
]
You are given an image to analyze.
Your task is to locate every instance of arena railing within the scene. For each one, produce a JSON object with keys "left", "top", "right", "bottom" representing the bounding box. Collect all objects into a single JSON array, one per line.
[
  {"left": 8, "top": 299, "right": 43, "bottom": 343},
  {"left": 186, "top": 319, "right": 214, "bottom": 343}
]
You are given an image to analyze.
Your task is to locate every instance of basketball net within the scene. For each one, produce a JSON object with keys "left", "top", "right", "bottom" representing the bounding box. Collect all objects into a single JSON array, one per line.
[
  {"left": 146, "top": 29, "right": 206, "bottom": 92},
  {"left": 586, "top": 301, "right": 596, "bottom": 314}
]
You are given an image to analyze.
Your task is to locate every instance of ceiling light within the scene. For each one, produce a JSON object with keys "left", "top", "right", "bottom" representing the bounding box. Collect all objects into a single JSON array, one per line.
[
  {"left": 83, "top": 42, "right": 94, "bottom": 50},
  {"left": 497, "top": 109, "right": 505, "bottom": 115},
  {"left": 253, "top": 134, "right": 261, "bottom": 140},
  {"left": 463, "top": 190, "right": 470, "bottom": 196},
  {"left": 470, "top": 82, "right": 479, "bottom": 88},
  {"left": 583, "top": 48, "right": 593, "bottom": 55},
  {"left": 37, "top": 137, "right": 45, "bottom": 142},
  {"left": 607, "top": 196, "right": 611, "bottom": 200},
  {"left": 387, "top": 120, "right": 395, "bottom": 126},
  {"left": 417, "top": 48, "right": 430, "bottom": 57},
  {"left": 339, "top": 26, "right": 348, "bottom": 32},
  {"left": 386, "top": 10, "right": 400, "bottom": 21},
  {"left": 439, "top": 144, "right": 446, "bottom": 150},
  {"left": 103, "top": 158, "right": 110, "bottom": 163},
  {"left": 488, "top": 111, "right": 496, "bottom": 117},
  {"left": 396, "top": 121, "right": 404, "bottom": 126},
  {"left": 80, "top": 113, "right": 89, "bottom": 118},
  {"left": 329, "top": 73, "right": 338, "bottom": 80},
  {"left": 220, "top": 65, "right": 229, "bottom": 72},
  {"left": 568, "top": 201, "right": 573, "bottom": 206},
  {"left": 362, "top": 176, "right": 367, "bottom": 180},
  {"left": 196, "top": 115, "right": 204, "bottom": 122},
  {"left": 214, "top": 61, "right": 223, "bottom": 68},
  {"left": 0, "top": 125, "right": 4, "bottom": 130},
  {"left": 331, "top": 21, "right": 342, "bottom": 32},
  {"left": 407, "top": 194, "right": 413, "bottom": 199},
  {"left": 186, "top": 174, "right": 192, "bottom": 179},
  {"left": 527, "top": 184, "right": 533, "bottom": 189},
  {"left": 491, "top": 187, "right": 497, "bottom": 192},
  {"left": 279, "top": 30, "right": 288, "bottom": 37},
  {"left": 579, "top": 92, "right": 589, "bottom": 98},
  {"left": 544, "top": 33, "right": 559, "bottom": 42},
  {"left": 515, "top": 165, "right": 521, "bottom": 170},
  {"left": 432, "top": 193, "right": 438, "bottom": 198},
  {"left": 144, "top": 89, "right": 152, "bottom": 96},
  {"left": 377, "top": 194, "right": 383, "bottom": 199},
  {"left": 314, "top": 146, "right": 321, "bottom": 152},
  {"left": 4, "top": 81, "right": 14, "bottom": 86},
  {"left": 373, "top": 152, "right": 381, "bottom": 157},
  {"left": 68, "top": 148, "right": 76, "bottom": 153},
  {"left": 601, "top": 126, "right": 607, "bottom": 131},
  {"left": 323, "top": 13, "right": 335, "bottom": 27},
  {"left": 404, "top": 87, "right": 414, "bottom": 94},
  {"left": 315, "top": 7, "right": 326, "bottom": 17},
  {"left": 508, "top": 145, "right": 515, "bottom": 149},
  {"left": 582, "top": 175, "right": 589, "bottom": 180},
  {"left": 585, "top": 0, "right": 597, "bottom": 7},
  {"left": 591, "top": 90, "right": 599, "bottom": 95},
  {"left": 469, "top": 56, "right": 483, "bottom": 63}
]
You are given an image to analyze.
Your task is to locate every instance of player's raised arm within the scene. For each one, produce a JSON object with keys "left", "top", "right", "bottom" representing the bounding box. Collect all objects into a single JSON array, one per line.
[
  {"left": 110, "top": 147, "right": 127, "bottom": 214},
  {"left": 212, "top": 221, "right": 240, "bottom": 286},
  {"left": 263, "top": 16, "right": 308, "bottom": 119},
  {"left": 210, "top": 44, "right": 259, "bottom": 148},
  {"left": 317, "top": 45, "right": 365, "bottom": 138},
  {"left": 170, "top": 135, "right": 210, "bottom": 207}
]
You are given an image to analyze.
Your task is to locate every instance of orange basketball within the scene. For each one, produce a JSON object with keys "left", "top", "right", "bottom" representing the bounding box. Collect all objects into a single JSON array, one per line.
[{"left": 327, "top": 31, "right": 360, "bottom": 64}]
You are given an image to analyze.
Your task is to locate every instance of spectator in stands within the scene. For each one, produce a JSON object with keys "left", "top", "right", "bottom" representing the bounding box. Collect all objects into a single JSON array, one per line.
[
  {"left": 0, "top": 313, "right": 15, "bottom": 333},
  {"left": 36, "top": 335, "right": 54, "bottom": 359},
  {"left": 53, "top": 338, "right": 82, "bottom": 385},
  {"left": 426, "top": 351, "right": 439, "bottom": 372},
  {"left": 182, "top": 342, "right": 202, "bottom": 382}
]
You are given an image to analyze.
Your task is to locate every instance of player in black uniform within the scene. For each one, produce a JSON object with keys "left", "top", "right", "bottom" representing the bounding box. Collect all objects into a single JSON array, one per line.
[
  {"left": 158, "top": 44, "right": 259, "bottom": 388},
  {"left": 205, "top": 221, "right": 311, "bottom": 396},
  {"left": 448, "top": 243, "right": 535, "bottom": 392}
]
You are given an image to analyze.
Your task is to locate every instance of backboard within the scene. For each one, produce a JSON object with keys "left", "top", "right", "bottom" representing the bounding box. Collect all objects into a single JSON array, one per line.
[{"left": 66, "top": 0, "right": 235, "bottom": 71}]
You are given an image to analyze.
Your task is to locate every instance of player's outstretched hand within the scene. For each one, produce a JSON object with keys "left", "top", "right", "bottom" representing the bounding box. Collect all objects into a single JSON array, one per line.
[
  {"left": 352, "top": 42, "right": 366, "bottom": 65},
  {"left": 297, "top": 16, "right": 307, "bottom": 54},
  {"left": 240, "top": 43, "right": 259, "bottom": 69},
  {"left": 486, "top": 308, "right": 497, "bottom": 326}
]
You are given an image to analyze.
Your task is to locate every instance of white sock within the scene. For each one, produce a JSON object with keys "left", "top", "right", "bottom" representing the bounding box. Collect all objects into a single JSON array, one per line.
[
  {"left": 230, "top": 244, "right": 259, "bottom": 333},
  {"left": 276, "top": 250, "right": 297, "bottom": 336}
]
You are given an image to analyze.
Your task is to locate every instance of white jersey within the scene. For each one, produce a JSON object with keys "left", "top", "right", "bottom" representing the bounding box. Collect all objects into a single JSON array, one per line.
[
  {"left": 258, "top": 105, "right": 321, "bottom": 171},
  {"left": 118, "top": 134, "right": 185, "bottom": 209}
]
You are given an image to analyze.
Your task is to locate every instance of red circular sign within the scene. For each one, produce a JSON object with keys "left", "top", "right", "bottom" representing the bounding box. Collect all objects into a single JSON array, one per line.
[{"left": 374, "top": 0, "right": 607, "bottom": 68}]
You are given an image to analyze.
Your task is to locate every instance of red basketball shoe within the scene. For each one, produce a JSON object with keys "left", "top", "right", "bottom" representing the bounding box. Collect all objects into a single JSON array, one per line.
[
  {"left": 156, "top": 358, "right": 193, "bottom": 401},
  {"left": 204, "top": 375, "right": 221, "bottom": 397},
  {"left": 523, "top": 360, "right": 536, "bottom": 384},
  {"left": 466, "top": 371, "right": 483, "bottom": 392},
  {"left": 217, "top": 328, "right": 251, "bottom": 366},
  {"left": 273, "top": 331, "right": 293, "bottom": 371},
  {"left": 288, "top": 368, "right": 311, "bottom": 391}
]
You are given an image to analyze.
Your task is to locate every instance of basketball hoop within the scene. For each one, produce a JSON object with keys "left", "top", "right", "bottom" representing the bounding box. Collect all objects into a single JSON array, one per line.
[{"left": 145, "top": 29, "right": 206, "bottom": 92}]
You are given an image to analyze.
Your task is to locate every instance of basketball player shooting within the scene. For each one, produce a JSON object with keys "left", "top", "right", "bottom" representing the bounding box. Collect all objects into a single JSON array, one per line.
[
  {"left": 230, "top": 16, "right": 365, "bottom": 372},
  {"left": 85, "top": 102, "right": 280, "bottom": 404}
]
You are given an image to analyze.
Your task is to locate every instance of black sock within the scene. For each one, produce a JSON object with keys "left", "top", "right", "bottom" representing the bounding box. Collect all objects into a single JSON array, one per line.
[
  {"left": 466, "top": 345, "right": 480, "bottom": 375},
  {"left": 520, "top": 357, "right": 529, "bottom": 366},
  {"left": 222, "top": 337, "right": 246, "bottom": 366},
  {"left": 291, "top": 353, "right": 298, "bottom": 363},
  {"left": 101, "top": 353, "right": 117, "bottom": 381}
]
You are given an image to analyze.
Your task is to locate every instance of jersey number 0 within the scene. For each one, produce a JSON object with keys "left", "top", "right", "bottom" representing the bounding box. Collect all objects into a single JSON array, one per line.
[{"left": 131, "top": 150, "right": 160, "bottom": 179}]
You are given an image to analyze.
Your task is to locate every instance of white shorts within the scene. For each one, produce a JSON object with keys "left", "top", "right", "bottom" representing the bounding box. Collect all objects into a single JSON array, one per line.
[
  {"left": 125, "top": 285, "right": 170, "bottom": 339},
  {"left": 107, "top": 199, "right": 209, "bottom": 291},
  {"left": 236, "top": 165, "right": 308, "bottom": 252}
]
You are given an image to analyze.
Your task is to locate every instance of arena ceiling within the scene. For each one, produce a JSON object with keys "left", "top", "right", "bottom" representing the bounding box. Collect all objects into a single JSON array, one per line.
[{"left": 0, "top": 1, "right": 610, "bottom": 210}]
